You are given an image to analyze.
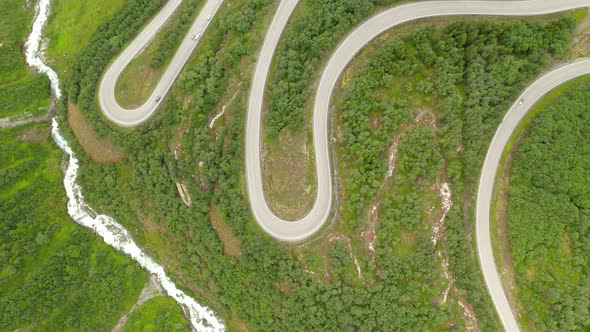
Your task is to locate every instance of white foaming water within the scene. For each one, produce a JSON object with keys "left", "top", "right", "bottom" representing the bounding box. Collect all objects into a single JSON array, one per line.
[
  {"left": 24, "top": 0, "right": 61, "bottom": 99},
  {"left": 25, "top": 0, "right": 224, "bottom": 330}
]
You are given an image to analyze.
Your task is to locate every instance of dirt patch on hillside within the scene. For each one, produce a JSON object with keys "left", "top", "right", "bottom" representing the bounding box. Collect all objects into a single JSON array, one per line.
[
  {"left": 572, "top": 9, "right": 590, "bottom": 58},
  {"left": 209, "top": 204, "right": 241, "bottom": 258},
  {"left": 262, "top": 129, "right": 315, "bottom": 220},
  {"left": 562, "top": 231, "right": 573, "bottom": 257},
  {"left": 112, "top": 274, "right": 163, "bottom": 332},
  {"left": 229, "top": 313, "right": 249, "bottom": 332},
  {"left": 67, "top": 102, "right": 127, "bottom": 163},
  {"left": 16, "top": 125, "right": 49, "bottom": 143},
  {"left": 138, "top": 210, "right": 166, "bottom": 237}
]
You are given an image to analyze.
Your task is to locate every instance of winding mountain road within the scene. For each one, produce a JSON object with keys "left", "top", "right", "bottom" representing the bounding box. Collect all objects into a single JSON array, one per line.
[
  {"left": 98, "top": 0, "right": 223, "bottom": 127},
  {"left": 477, "top": 58, "right": 590, "bottom": 332},
  {"left": 98, "top": 0, "right": 590, "bottom": 331}
]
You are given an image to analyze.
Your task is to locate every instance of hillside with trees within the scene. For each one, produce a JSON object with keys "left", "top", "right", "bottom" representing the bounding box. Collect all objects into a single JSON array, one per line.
[
  {"left": 329, "top": 16, "right": 576, "bottom": 331},
  {"left": 506, "top": 81, "right": 590, "bottom": 331},
  {"left": 58, "top": 0, "right": 580, "bottom": 329}
]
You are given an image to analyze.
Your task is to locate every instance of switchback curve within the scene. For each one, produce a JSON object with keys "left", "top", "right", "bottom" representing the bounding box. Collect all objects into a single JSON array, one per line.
[
  {"left": 245, "top": 1, "right": 590, "bottom": 332},
  {"left": 96, "top": 0, "right": 590, "bottom": 331},
  {"left": 98, "top": 0, "right": 223, "bottom": 127},
  {"left": 246, "top": 0, "right": 589, "bottom": 242}
]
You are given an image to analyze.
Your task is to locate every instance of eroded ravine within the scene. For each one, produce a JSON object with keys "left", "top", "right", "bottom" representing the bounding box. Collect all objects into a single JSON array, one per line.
[{"left": 25, "top": 0, "right": 223, "bottom": 330}]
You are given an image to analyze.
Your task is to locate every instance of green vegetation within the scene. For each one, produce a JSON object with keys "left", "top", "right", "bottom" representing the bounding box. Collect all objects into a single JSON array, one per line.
[
  {"left": 150, "top": 0, "right": 202, "bottom": 69},
  {"left": 506, "top": 81, "right": 590, "bottom": 331},
  {"left": 338, "top": 18, "right": 575, "bottom": 225},
  {"left": 333, "top": 16, "right": 576, "bottom": 330},
  {"left": 0, "top": 0, "right": 50, "bottom": 119},
  {"left": 45, "top": 0, "right": 128, "bottom": 75},
  {"left": 0, "top": 1, "right": 149, "bottom": 329},
  {"left": 0, "top": 74, "right": 50, "bottom": 118},
  {"left": 262, "top": 0, "right": 582, "bottom": 220},
  {"left": 267, "top": 0, "right": 402, "bottom": 136},
  {"left": 0, "top": 0, "right": 33, "bottom": 83},
  {"left": 122, "top": 296, "right": 188, "bottom": 332},
  {"left": 58, "top": 0, "right": 581, "bottom": 329},
  {"left": 489, "top": 76, "right": 590, "bottom": 323},
  {"left": 67, "top": 0, "right": 165, "bottom": 106},
  {"left": 61, "top": 1, "right": 290, "bottom": 329},
  {"left": 263, "top": 0, "right": 408, "bottom": 220},
  {"left": 115, "top": 0, "right": 204, "bottom": 108},
  {"left": 397, "top": 126, "right": 442, "bottom": 183},
  {"left": 0, "top": 124, "right": 146, "bottom": 330}
]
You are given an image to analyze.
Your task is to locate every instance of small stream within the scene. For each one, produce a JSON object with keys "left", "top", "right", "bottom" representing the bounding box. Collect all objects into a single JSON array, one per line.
[{"left": 24, "top": 0, "right": 224, "bottom": 330}]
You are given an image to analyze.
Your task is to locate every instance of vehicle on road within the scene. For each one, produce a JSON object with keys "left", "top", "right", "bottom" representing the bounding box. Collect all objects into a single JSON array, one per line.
[
  {"left": 98, "top": 1, "right": 590, "bottom": 329},
  {"left": 192, "top": 33, "right": 200, "bottom": 40}
]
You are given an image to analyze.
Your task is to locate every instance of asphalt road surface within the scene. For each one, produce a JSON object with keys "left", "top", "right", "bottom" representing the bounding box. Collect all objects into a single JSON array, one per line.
[
  {"left": 245, "top": 1, "right": 589, "bottom": 331},
  {"left": 476, "top": 58, "right": 590, "bottom": 331},
  {"left": 98, "top": 0, "right": 590, "bottom": 331},
  {"left": 98, "top": 0, "right": 223, "bottom": 127},
  {"left": 247, "top": 0, "right": 590, "bottom": 244}
]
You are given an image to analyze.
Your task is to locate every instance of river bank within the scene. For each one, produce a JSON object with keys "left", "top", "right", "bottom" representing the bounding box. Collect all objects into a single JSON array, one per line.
[{"left": 24, "top": 0, "right": 224, "bottom": 330}]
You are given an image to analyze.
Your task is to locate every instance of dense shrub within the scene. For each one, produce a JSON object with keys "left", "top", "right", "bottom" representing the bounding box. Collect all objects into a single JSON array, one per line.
[{"left": 508, "top": 82, "right": 590, "bottom": 331}]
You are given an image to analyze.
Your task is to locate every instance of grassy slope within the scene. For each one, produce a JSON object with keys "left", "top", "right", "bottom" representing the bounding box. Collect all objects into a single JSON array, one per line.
[
  {"left": 122, "top": 296, "right": 188, "bottom": 332},
  {"left": 0, "top": 0, "right": 50, "bottom": 119},
  {"left": 114, "top": 41, "right": 162, "bottom": 109},
  {"left": 0, "top": 0, "right": 32, "bottom": 83},
  {"left": 0, "top": 124, "right": 146, "bottom": 330},
  {"left": 45, "top": 0, "right": 133, "bottom": 162},
  {"left": 45, "top": 0, "right": 127, "bottom": 75}
]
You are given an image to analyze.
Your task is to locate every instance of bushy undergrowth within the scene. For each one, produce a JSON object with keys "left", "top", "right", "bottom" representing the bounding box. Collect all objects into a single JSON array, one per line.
[{"left": 508, "top": 82, "right": 590, "bottom": 331}]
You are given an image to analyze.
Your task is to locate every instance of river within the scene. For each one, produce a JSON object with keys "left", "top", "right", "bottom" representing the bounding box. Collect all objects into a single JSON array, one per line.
[{"left": 24, "top": 0, "right": 224, "bottom": 330}]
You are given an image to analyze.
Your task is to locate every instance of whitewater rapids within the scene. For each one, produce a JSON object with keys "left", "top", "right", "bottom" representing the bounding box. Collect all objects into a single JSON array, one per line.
[{"left": 24, "top": 0, "right": 224, "bottom": 330}]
